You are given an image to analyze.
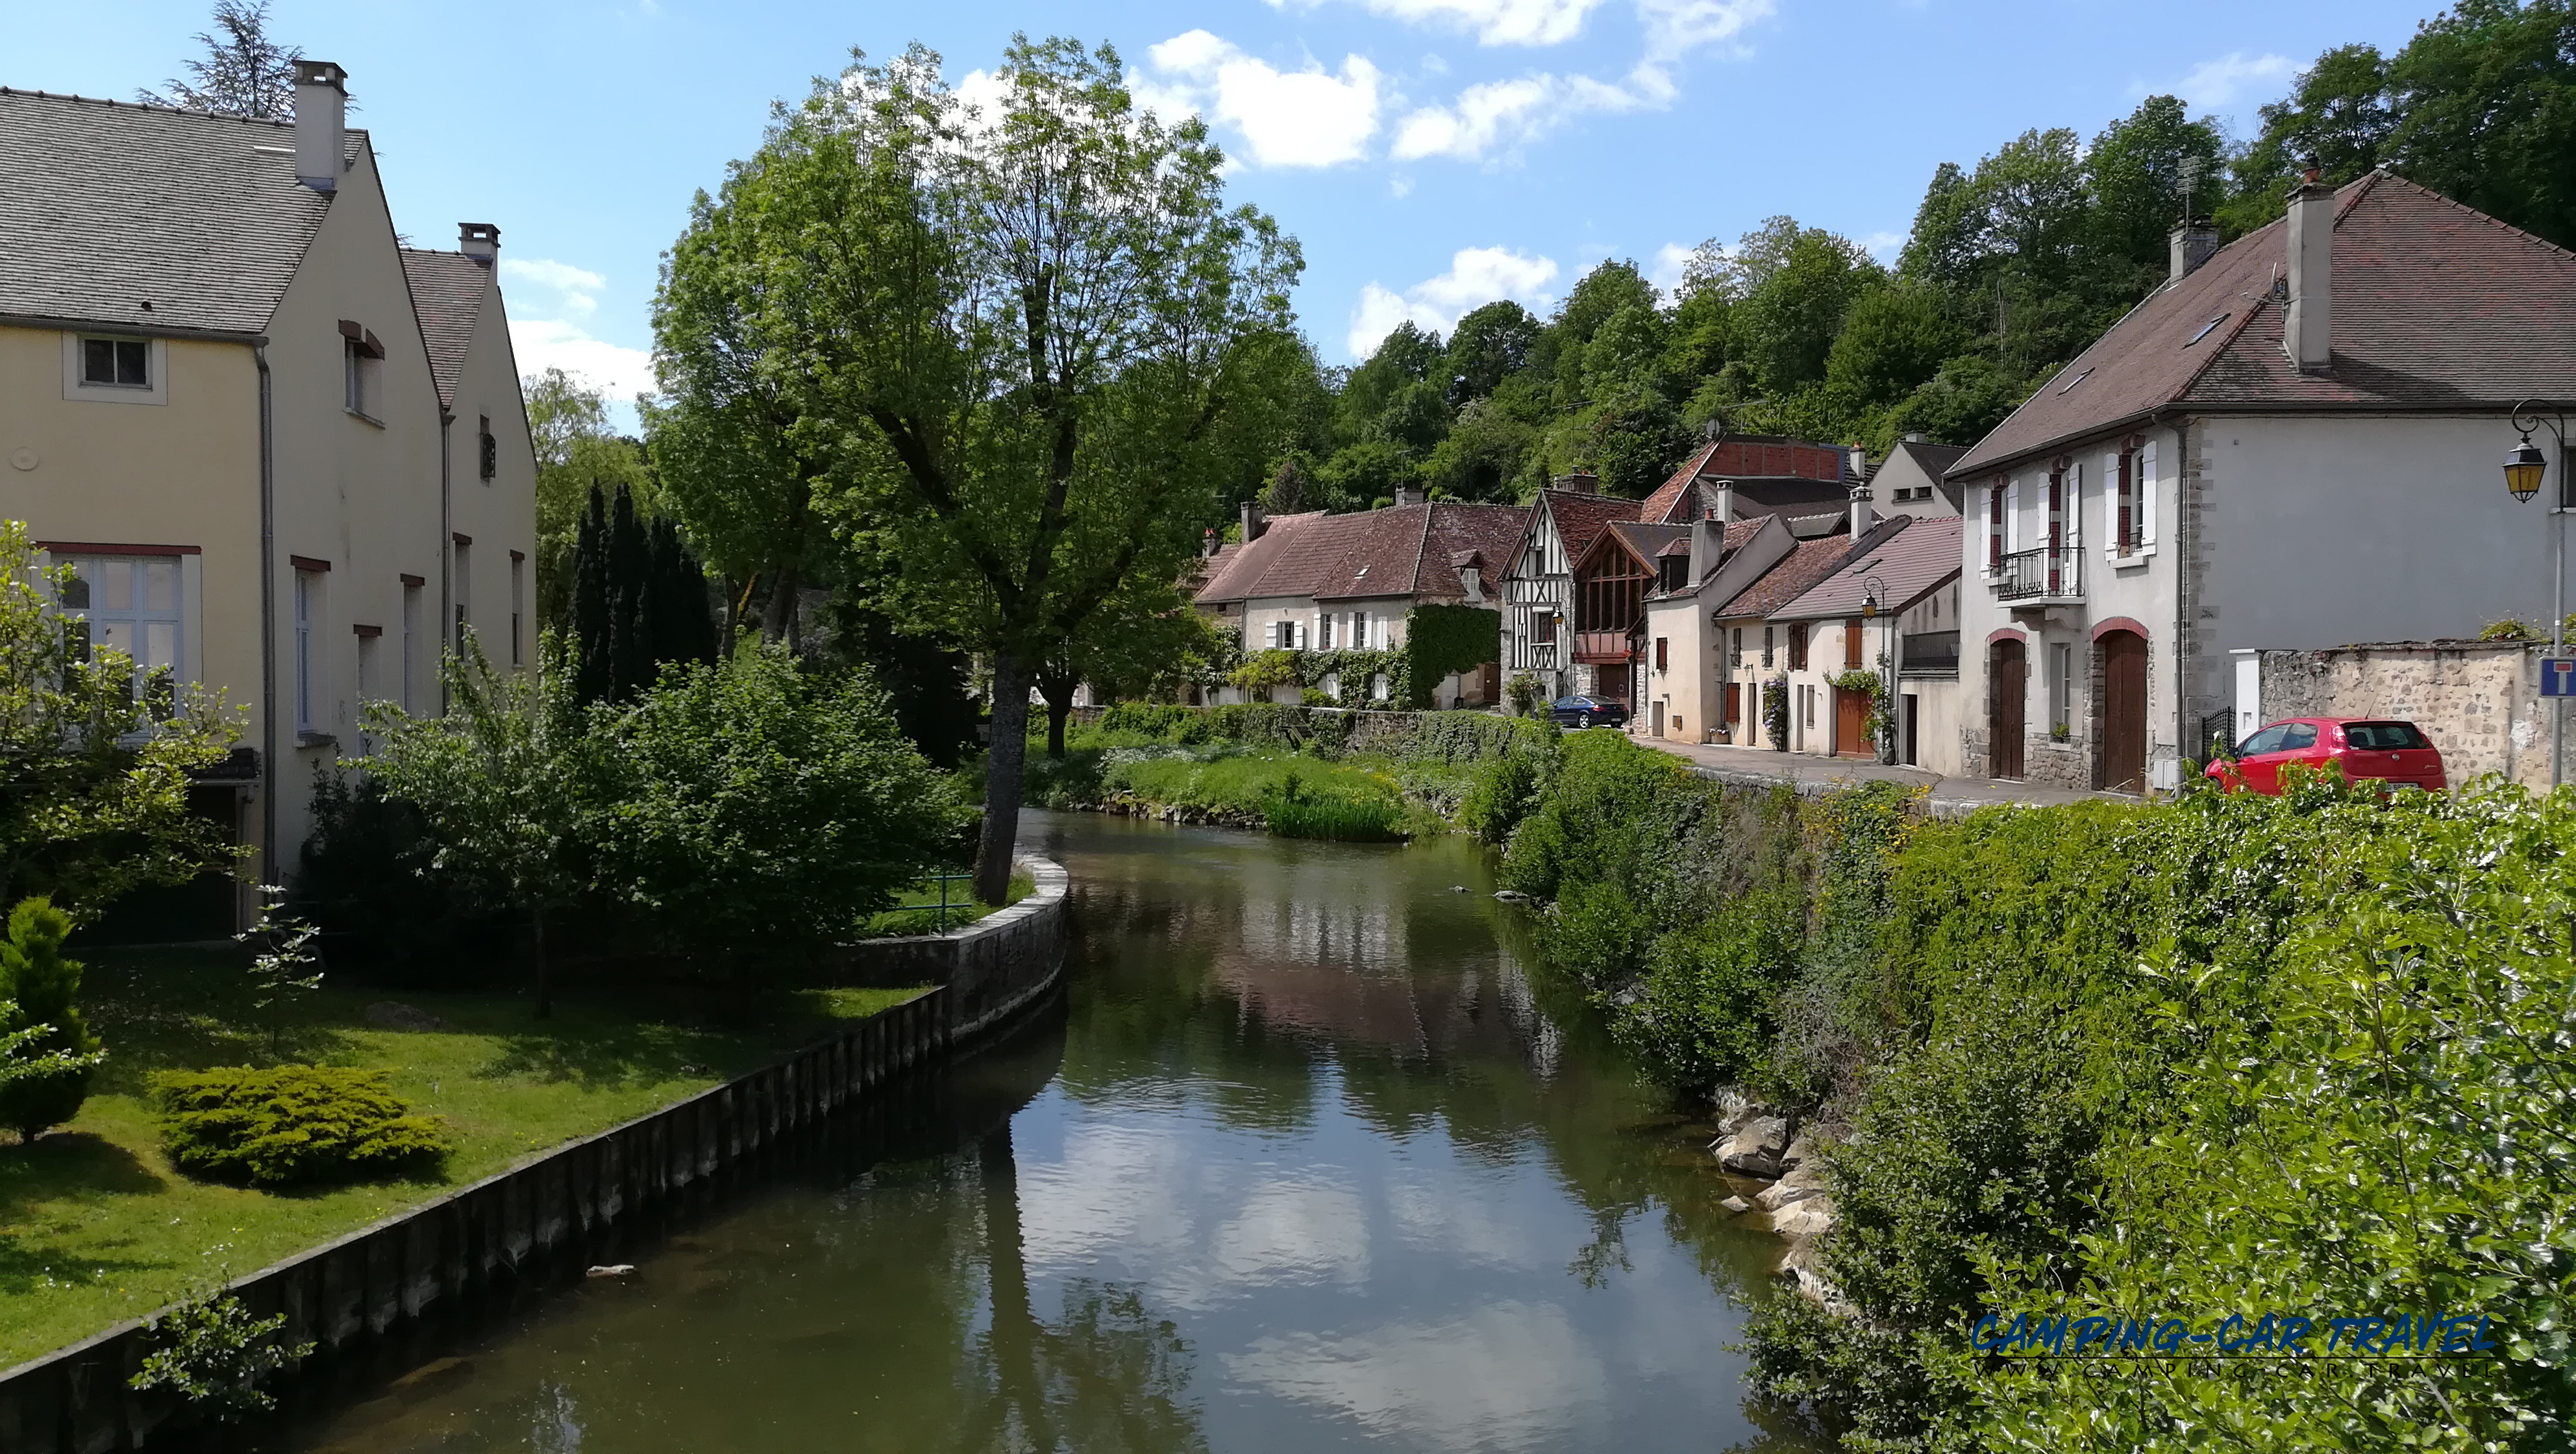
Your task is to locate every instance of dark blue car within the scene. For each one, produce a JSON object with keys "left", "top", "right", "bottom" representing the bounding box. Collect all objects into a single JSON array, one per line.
[{"left": 1547, "top": 695, "right": 1629, "bottom": 729}]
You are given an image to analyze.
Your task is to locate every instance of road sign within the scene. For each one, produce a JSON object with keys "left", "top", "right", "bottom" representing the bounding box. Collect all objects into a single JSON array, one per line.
[{"left": 2545, "top": 658, "right": 2576, "bottom": 698}]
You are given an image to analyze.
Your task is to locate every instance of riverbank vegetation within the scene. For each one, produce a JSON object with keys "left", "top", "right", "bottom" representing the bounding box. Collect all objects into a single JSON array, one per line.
[
  {"left": 1483, "top": 730, "right": 2572, "bottom": 1449},
  {"left": 0, "top": 945, "right": 921, "bottom": 1367},
  {"left": 998, "top": 704, "right": 1547, "bottom": 842}
]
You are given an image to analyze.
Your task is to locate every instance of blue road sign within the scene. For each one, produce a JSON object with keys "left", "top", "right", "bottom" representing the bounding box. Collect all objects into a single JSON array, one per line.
[{"left": 2545, "top": 658, "right": 2576, "bottom": 698}]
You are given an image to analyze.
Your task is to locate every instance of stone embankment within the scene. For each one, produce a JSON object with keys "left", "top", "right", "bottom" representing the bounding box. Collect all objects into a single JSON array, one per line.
[
  {"left": 1708, "top": 1090, "right": 1843, "bottom": 1310},
  {"left": 1085, "top": 793, "right": 1265, "bottom": 830}
]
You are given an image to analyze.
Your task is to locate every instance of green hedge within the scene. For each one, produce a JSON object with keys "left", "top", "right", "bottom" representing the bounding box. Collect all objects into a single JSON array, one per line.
[{"left": 152, "top": 1066, "right": 452, "bottom": 1187}]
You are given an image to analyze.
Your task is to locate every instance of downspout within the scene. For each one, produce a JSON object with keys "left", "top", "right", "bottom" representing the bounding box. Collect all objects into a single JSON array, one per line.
[
  {"left": 439, "top": 410, "right": 452, "bottom": 711},
  {"left": 255, "top": 341, "right": 279, "bottom": 893}
]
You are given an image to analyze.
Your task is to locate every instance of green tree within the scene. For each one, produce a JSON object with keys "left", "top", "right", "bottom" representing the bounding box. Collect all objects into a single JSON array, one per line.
[
  {"left": 0, "top": 523, "right": 239, "bottom": 915},
  {"left": 1444, "top": 300, "right": 1541, "bottom": 403},
  {"left": 0, "top": 897, "right": 101, "bottom": 1140},
  {"left": 1824, "top": 282, "right": 1970, "bottom": 415},
  {"left": 2383, "top": 0, "right": 2576, "bottom": 247},
  {"left": 138, "top": 0, "right": 302, "bottom": 119},
  {"left": 2085, "top": 95, "right": 2228, "bottom": 284},
  {"left": 1733, "top": 224, "right": 1885, "bottom": 395},
  {"left": 526, "top": 368, "right": 652, "bottom": 632},
  {"left": 1033, "top": 583, "right": 1232, "bottom": 757},
  {"left": 2227, "top": 43, "right": 2395, "bottom": 236},
  {"left": 674, "top": 39, "right": 1299, "bottom": 904},
  {"left": 1338, "top": 321, "right": 1445, "bottom": 441}
]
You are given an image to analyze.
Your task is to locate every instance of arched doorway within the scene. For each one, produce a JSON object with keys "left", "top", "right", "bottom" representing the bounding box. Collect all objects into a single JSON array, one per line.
[
  {"left": 1989, "top": 638, "right": 2025, "bottom": 780},
  {"left": 2098, "top": 629, "right": 2148, "bottom": 793}
]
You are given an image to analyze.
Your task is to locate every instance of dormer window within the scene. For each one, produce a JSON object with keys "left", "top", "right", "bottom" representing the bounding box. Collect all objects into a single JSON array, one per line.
[{"left": 82, "top": 338, "right": 149, "bottom": 388}]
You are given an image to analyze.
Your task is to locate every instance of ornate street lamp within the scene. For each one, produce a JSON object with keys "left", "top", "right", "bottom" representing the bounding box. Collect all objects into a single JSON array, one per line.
[
  {"left": 2505, "top": 439, "right": 2549, "bottom": 503},
  {"left": 2505, "top": 400, "right": 2570, "bottom": 785}
]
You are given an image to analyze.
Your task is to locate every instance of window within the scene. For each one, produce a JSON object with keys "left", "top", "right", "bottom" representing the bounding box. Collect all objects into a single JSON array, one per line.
[
  {"left": 2050, "top": 643, "right": 2073, "bottom": 733},
  {"left": 1762, "top": 626, "right": 1775, "bottom": 669},
  {"left": 510, "top": 551, "right": 526, "bottom": 667},
  {"left": 2186, "top": 314, "right": 2229, "bottom": 347},
  {"left": 342, "top": 322, "right": 385, "bottom": 419},
  {"left": 58, "top": 556, "right": 182, "bottom": 710},
  {"left": 1843, "top": 617, "right": 1864, "bottom": 669},
  {"left": 2279, "top": 722, "right": 2319, "bottom": 750},
  {"left": 354, "top": 626, "right": 381, "bottom": 751},
  {"left": 478, "top": 415, "right": 497, "bottom": 481},
  {"left": 1731, "top": 627, "right": 1742, "bottom": 665},
  {"left": 401, "top": 576, "right": 421, "bottom": 713},
  {"left": 2346, "top": 721, "right": 2431, "bottom": 750},
  {"left": 82, "top": 338, "right": 149, "bottom": 388},
  {"left": 1654, "top": 637, "right": 1668, "bottom": 672},
  {"left": 1353, "top": 610, "right": 1370, "bottom": 648},
  {"left": 1788, "top": 622, "right": 1809, "bottom": 671},
  {"left": 2115, "top": 447, "right": 2137, "bottom": 554},
  {"left": 2238, "top": 724, "right": 2290, "bottom": 756},
  {"left": 294, "top": 568, "right": 320, "bottom": 735}
]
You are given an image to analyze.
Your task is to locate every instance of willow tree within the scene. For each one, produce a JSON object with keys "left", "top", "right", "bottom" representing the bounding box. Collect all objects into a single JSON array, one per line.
[{"left": 658, "top": 37, "right": 1299, "bottom": 902}]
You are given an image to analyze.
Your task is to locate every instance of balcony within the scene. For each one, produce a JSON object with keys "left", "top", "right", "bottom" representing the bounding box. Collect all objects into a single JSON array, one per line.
[
  {"left": 1570, "top": 630, "right": 1632, "bottom": 665},
  {"left": 1995, "top": 546, "right": 2083, "bottom": 603}
]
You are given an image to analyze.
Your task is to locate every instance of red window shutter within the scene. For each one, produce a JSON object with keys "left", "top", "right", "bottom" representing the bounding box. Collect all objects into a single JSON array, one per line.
[
  {"left": 2116, "top": 449, "right": 2134, "bottom": 553},
  {"left": 1655, "top": 637, "right": 1668, "bottom": 671},
  {"left": 1987, "top": 480, "right": 2005, "bottom": 570},
  {"left": 1846, "top": 617, "right": 1864, "bottom": 668}
]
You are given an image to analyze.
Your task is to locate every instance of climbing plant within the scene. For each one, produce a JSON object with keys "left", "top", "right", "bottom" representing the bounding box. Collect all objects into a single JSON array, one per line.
[{"left": 1400, "top": 605, "right": 1501, "bottom": 709}]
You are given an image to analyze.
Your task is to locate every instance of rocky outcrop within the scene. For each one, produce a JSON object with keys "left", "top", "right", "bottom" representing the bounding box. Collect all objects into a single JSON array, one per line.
[{"left": 1709, "top": 1089, "right": 1843, "bottom": 1308}]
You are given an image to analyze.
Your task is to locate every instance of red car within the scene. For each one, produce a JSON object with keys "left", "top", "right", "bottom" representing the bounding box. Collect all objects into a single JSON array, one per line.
[{"left": 2206, "top": 717, "right": 2447, "bottom": 795}]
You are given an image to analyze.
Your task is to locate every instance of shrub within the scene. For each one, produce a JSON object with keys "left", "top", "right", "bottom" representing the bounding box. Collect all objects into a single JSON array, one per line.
[
  {"left": 152, "top": 1066, "right": 452, "bottom": 1186},
  {"left": 0, "top": 898, "right": 101, "bottom": 1140},
  {"left": 129, "top": 1289, "right": 314, "bottom": 1420},
  {"left": 1533, "top": 880, "right": 1655, "bottom": 987},
  {"left": 296, "top": 767, "right": 515, "bottom": 976},
  {"left": 1504, "top": 672, "right": 1547, "bottom": 717},
  {"left": 1611, "top": 887, "right": 1804, "bottom": 1091}
]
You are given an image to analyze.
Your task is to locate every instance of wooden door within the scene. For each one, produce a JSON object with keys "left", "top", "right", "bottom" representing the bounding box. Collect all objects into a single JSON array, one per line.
[
  {"left": 1723, "top": 682, "right": 1741, "bottom": 738},
  {"left": 1991, "top": 639, "right": 2026, "bottom": 779},
  {"left": 1834, "top": 687, "right": 1873, "bottom": 758},
  {"left": 1902, "top": 693, "right": 1919, "bottom": 767},
  {"left": 2100, "top": 630, "right": 2148, "bottom": 792}
]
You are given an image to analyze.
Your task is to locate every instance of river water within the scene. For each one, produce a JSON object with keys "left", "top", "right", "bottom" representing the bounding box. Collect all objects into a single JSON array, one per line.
[{"left": 277, "top": 811, "right": 1813, "bottom": 1453}]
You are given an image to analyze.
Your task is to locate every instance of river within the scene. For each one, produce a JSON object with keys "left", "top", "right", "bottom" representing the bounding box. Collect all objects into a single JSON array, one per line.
[{"left": 275, "top": 811, "right": 1815, "bottom": 1453}]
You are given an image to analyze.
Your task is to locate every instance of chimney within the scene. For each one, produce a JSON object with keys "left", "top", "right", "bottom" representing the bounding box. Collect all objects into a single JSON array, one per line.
[
  {"left": 1688, "top": 516, "right": 1727, "bottom": 585},
  {"left": 459, "top": 223, "right": 501, "bottom": 267},
  {"left": 1202, "top": 527, "right": 1219, "bottom": 559},
  {"left": 1394, "top": 485, "right": 1426, "bottom": 508},
  {"left": 1239, "top": 500, "right": 1267, "bottom": 543},
  {"left": 2168, "top": 216, "right": 2219, "bottom": 281},
  {"left": 1552, "top": 471, "right": 1598, "bottom": 496},
  {"left": 293, "top": 61, "right": 347, "bottom": 193},
  {"left": 1901, "top": 431, "right": 1927, "bottom": 445},
  {"left": 1709, "top": 478, "right": 1735, "bottom": 523},
  {"left": 1848, "top": 445, "right": 1870, "bottom": 482},
  {"left": 2285, "top": 172, "right": 2334, "bottom": 374},
  {"left": 1848, "top": 482, "right": 1875, "bottom": 539}
]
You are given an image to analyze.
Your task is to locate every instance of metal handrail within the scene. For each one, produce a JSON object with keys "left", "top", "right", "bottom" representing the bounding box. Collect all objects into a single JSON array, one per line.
[{"left": 1996, "top": 545, "right": 2082, "bottom": 601}]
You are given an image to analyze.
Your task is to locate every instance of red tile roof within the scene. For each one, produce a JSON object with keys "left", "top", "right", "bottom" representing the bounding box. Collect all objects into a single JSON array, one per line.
[
  {"left": 1952, "top": 173, "right": 2576, "bottom": 479},
  {"left": 1711, "top": 517, "right": 1901, "bottom": 619},
  {"left": 1193, "top": 503, "right": 1528, "bottom": 606},
  {"left": 1771, "top": 515, "right": 1963, "bottom": 621},
  {"left": 1639, "top": 436, "right": 1855, "bottom": 523},
  {"left": 1546, "top": 489, "right": 1644, "bottom": 563}
]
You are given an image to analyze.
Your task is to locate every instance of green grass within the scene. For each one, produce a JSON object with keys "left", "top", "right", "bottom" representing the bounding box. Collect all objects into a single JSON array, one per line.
[
  {"left": 0, "top": 947, "right": 923, "bottom": 1368},
  {"left": 856, "top": 872, "right": 1036, "bottom": 938}
]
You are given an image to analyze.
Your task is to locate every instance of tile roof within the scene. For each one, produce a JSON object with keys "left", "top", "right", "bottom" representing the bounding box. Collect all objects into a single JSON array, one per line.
[
  {"left": 1952, "top": 172, "right": 2576, "bottom": 479},
  {"left": 1651, "top": 517, "right": 1771, "bottom": 598},
  {"left": 0, "top": 88, "right": 340, "bottom": 336},
  {"left": 1594, "top": 520, "right": 1690, "bottom": 571},
  {"left": 1711, "top": 516, "right": 1901, "bottom": 620},
  {"left": 1193, "top": 503, "right": 1530, "bottom": 606},
  {"left": 1771, "top": 515, "right": 1963, "bottom": 621},
  {"left": 1641, "top": 436, "right": 1855, "bottom": 523},
  {"left": 400, "top": 249, "right": 488, "bottom": 410},
  {"left": 1639, "top": 441, "right": 1723, "bottom": 524},
  {"left": 1544, "top": 489, "right": 1644, "bottom": 564}
]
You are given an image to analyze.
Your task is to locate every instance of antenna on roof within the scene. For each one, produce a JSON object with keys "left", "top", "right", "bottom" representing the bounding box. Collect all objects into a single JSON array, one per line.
[{"left": 2179, "top": 155, "right": 2204, "bottom": 221}]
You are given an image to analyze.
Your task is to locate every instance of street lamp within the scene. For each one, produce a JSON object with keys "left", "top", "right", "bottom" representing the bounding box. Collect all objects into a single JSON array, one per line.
[
  {"left": 2505, "top": 400, "right": 2570, "bottom": 785},
  {"left": 1860, "top": 574, "right": 1893, "bottom": 764}
]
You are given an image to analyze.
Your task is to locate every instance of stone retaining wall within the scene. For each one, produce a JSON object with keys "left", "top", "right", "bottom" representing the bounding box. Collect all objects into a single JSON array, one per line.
[
  {"left": 0, "top": 856, "right": 1070, "bottom": 1453},
  {"left": 2251, "top": 641, "right": 2557, "bottom": 789}
]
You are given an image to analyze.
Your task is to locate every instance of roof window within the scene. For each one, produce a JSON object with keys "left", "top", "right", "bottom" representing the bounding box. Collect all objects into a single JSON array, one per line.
[
  {"left": 2056, "top": 367, "right": 2094, "bottom": 395},
  {"left": 2186, "top": 313, "right": 2230, "bottom": 347}
]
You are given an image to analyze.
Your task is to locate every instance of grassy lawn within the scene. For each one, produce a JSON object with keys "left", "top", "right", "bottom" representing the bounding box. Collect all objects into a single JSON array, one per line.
[
  {"left": 856, "top": 872, "right": 1035, "bottom": 938},
  {"left": 0, "top": 946, "right": 923, "bottom": 1369}
]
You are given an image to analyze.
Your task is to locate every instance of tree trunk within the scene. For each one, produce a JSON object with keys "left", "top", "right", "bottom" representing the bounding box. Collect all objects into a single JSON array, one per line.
[
  {"left": 759, "top": 560, "right": 800, "bottom": 643},
  {"left": 1036, "top": 670, "right": 1077, "bottom": 761},
  {"left": 532, "top": 904, "right": 552, "bottom": 1020},
  {"left": 976, "top": 656, "right": 1030, "bottom": 906}
]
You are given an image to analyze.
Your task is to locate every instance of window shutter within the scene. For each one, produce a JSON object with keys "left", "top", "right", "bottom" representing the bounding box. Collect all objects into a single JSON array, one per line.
[
  {"left": 2116, "top": 449, "right": 2134, "bottom": 554},
  {"left": 2139, "top": 439, "right": 2159, "bottom": 546},
  {"left": 1845, "top": 617, "right": 1864, "bottom": 669},
  {"left": 1987, "top": 481, "right": 2004, "bottom": 571}
]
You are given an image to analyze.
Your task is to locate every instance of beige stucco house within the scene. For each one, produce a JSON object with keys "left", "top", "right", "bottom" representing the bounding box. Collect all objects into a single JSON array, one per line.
[{"left": 0, "top": 63, "right": 537, "bottom": 927}]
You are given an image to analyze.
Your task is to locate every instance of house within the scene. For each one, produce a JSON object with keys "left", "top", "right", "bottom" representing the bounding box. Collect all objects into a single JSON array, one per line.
[
  {"left": 1709, "top": 510, "right": 1903, "bottom": 752},
  {"left": 1866, "top": 436, "right": 1968, "bottom": 519},
  {"left": 1637, "top": 514, "right": 1797, "bottom": 743},
  {"left": 1567, "top": 519, "right": 1688, "bottom": 712},
  {"left": 1495, "top": 474, "right": 1639, "bottom": 699},
  {"left": 1766, "top": 515, "right": 1964, "bottom": 768},
  {"left": 1193, "top": 490, "right": 1526, "bottom": 704},
  {"left": 1946, "top": 171, "right": 2576, "bottom": 793},
  {"left": 0, "top": 64, "right": 538, "bottom": 924}
]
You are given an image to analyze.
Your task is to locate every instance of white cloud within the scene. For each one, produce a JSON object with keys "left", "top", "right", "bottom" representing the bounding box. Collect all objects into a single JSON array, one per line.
[
  {"left": 1223, "top": 1301, "right": 1608, "bottom": 1452},
  {"left": 1647, "top": 241, "right": 1696, "bottom": 298},
  {"left": 1392, "top": 67, "right": 1657, "bottom": 163},
  {"left": 1140, "top": 31, "right": 1381, "bottom": 167},
  {"left": 1635, "top": 0, "right": 1776, "bottom": 60},
  {"left": 1272, "top": 0, "right": 1611, "bottom": 47},
  {"left": 500, "top": 257, "right": 605, "bottom": 318},
  {"left": 1860, "top": 230, "right": 1905, "bottom": 262},
  {"left": 1348, "top": 245, "right": 1560, "bottom": 356},
  {"left": 2169, "top": 51, "right": 2294, "bottom": 110},
  {"left": 508, "top": 319, "right": 653, "bottom": 419}
]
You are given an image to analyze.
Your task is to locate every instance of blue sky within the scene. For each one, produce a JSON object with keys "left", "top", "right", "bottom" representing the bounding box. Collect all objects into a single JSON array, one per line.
[{"left": 13, "top": 0, "right": 2440, "bottom": 423}]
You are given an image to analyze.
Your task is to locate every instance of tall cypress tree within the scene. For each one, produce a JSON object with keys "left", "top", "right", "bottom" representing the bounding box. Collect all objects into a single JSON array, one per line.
[
  {"left": 571, "top": 486, "right": 613, "bottom": 704},
  {"left": 606, "top": 489, "right": 652, "bottom": 700}
]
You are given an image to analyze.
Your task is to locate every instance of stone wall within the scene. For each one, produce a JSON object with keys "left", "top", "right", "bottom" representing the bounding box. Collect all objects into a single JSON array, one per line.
[
  {"left": 0, "top": 857, "right": 1070, "bottom": 1453},
  {"left": 2253, "top": 641, "right": 2557, "bottom": 790}
]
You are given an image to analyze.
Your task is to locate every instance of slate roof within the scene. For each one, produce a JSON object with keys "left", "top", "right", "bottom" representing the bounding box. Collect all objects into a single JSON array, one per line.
[
  {"left": 1771, "top": 515, "right": 1964, "bottom": 621},
  {"left": 1650, "top": 517, "right": 1770, "bottom": 599},
  {"left": 400, "top": 250, "right": 488, "bottom": 410},
  {"left": 0, "top": 88, "right": 343, "bottom": 336},
  {"left": 1193, "top": 502, "right": 1529, "bottom": 606},
  {"left": 1711, "top": 516, "right": 1903, "bottom": 620},
  {"left": 1952, "top": 172, "right": 2576, "bottom": 479}
]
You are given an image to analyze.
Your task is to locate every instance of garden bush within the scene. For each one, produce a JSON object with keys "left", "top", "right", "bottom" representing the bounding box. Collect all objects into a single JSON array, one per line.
[
  {"left": 151, "top": 1066, "right": 451, "bottom": 1186},
  {"left": 0, "top": 897, "right": 101, "bottom": 1140}
]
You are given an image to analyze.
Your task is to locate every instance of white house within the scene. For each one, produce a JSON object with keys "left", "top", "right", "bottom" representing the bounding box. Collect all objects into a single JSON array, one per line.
[{"left": 1948, "top": 171, "right": 2576, "bottom": 792}]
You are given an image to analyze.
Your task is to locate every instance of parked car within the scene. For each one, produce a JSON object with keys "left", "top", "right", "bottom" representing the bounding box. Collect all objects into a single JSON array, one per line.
[
  {"left": 2205, "top": 717, "right": 2447, "bottom": 795},
  {"left": 1547, "top": 695, "right": 1629, "bottom": 729}
]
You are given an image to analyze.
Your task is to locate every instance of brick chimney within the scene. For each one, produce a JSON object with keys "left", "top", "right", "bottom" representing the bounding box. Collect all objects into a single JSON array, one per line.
[
  {"left": 2168, "top": 217, "right": 2219, "bottom": 280},
  {"left": 293, "top": 61, "right": 347, "bottom": 193},
  {"left": 2285, "top": 172, "right": 2334, "bottom": 374},
  {"left": 460, "top": 223, "right": 501, "bottom": 268},
  {"left": 1552, "top": 471, "right": 1598, "bottom": 496},
  {"left": 1394, "top": 485, "right": 1426, "bottom": 508},
  {"left": 1239, "top": 500, "right": 1267, "bottom": 543}
]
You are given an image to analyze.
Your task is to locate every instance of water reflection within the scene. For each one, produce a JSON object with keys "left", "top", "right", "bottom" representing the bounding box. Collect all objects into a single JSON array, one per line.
[{"left": 277, "top": 811, "right": 1813, "bottom": 1454}]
